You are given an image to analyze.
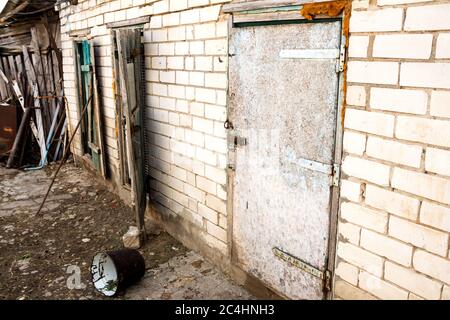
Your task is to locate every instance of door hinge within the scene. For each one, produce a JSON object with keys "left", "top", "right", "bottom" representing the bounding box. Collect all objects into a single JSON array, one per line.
[
  {"left": 331, "top": 163, "right": 340, "bottom": 187},
  {"left": 336, "top": 44, "right": 346, "bottom": 73},
  {"left": 273, "top": 247, "right": 332, "bottom": 291}
]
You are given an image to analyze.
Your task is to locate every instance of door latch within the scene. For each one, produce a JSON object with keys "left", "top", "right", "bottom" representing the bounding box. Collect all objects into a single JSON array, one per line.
[
  {"left": 234, "top": 136, "right": 247, "bottom": 147},
  {"left": 228, "top": 131, "right": 247, "bottom": 150}
]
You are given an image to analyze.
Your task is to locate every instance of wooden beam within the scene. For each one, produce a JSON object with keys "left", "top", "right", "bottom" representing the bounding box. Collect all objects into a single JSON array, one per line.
[
  {"left": 105, "top": 16, "right": 150, "bottom": 29},
  {"left": 0, "top": 1, "right": 30, "bottom": 24}
]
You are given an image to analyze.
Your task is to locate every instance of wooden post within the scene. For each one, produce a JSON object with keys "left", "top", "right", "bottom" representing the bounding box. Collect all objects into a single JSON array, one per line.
[
  {"left": 6, "top": 107, "right": 31, "bottom": 168},
  {"left": 116, "top": 29, "right": 146, "bottom": 245}
]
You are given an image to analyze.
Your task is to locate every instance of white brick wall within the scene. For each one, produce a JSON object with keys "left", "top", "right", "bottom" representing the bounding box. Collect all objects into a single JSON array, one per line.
[
  {"left": 61, "top": 0, "right": 450, "bottom": 301},
  {"left": 336, "top": 0, "right": 450, "bottom": 301},
  {"left": 60, "top": 0, "right": 232, "bottom": 259}
]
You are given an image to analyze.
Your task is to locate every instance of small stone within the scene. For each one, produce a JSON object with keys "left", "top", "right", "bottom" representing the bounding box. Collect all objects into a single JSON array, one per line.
[
  {"left": 81, "top": 238, "right": 90, "bottom": 243},
  {"left": 122, "top": 226, "right": 141, "bottom": 249},
  {"left": 17, "top": 258, "right": 31, "bottom": 271}
]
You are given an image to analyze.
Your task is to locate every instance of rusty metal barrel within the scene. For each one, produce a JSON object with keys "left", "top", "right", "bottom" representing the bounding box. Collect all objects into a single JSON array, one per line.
[{"left": 90, "top": 248, "right": 145, "bottom": 296}]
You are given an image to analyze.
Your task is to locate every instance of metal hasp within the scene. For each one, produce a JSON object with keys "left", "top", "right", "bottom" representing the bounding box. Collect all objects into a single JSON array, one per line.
[
  {"left": 273, "top": 247, "right": 331, "bottom": 292},
  {"left": 229, "top": 19, "right": 342, "bottom": 299}
]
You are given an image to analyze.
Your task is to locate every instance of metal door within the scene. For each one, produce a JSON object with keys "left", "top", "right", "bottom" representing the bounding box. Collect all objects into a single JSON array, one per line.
[{"left": 229, "top": 20, "right": 343, "bottom": 299}]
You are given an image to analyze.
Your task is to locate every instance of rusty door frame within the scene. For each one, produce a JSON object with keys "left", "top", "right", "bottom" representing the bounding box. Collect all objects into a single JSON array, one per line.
[{"left": 225, "top": 8, "right": 347, "bottom": 300}]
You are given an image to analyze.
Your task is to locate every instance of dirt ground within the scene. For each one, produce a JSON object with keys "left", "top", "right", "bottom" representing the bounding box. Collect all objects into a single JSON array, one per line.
[{"left": 0, "top": 161, "right": 252, "bottom": 300}]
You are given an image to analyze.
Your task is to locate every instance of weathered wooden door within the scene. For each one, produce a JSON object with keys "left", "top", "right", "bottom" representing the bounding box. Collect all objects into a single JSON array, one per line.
[
  {"left": 229, "top": 21, "right": 343, "bottom": 299},
  {"left": 115, "top": 29, "right": 146, "bottom": 241},
  {"left": 75, "top": 40, "right": 106, "bottom": 177}
]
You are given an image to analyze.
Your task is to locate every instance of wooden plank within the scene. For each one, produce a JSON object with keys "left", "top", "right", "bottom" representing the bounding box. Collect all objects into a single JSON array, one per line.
[
  {"left": 222, "top": 0, "right": 328, "bottom": 12},
  {"left": 6, "top": 105, "right": 32, "bottom": 168},
  {"left": 116, "top": 29, "right": 146, "bottom": 244},
  {"left": 130, "top": 29, "right": 147, "bottom": 237},
  {"left": 15, "top": 55, "right": 24, "bottom": 90},
  {"left": 112, "top": 32, "right": 131, "bottom": 186},
  {"left": 32, "top": 83, "right": 47, "bottom": 163},
  {"left": 1, "top": 68, "right": 40, "bottom": 145},
  {"left": 54, "top": 118, "right": 67, "bottom": 161},
  {"left": 30, "top": 27, "right": 50, "bottom": 133},
  {"left": 89, "top": 39, "right": 107, "bottom": 177},
  {"left": 7, "top": 55, "right": 17, "bottom": 81},
  {"left": 22, "top": 46, "right": 47, "bottom": 158},
  {"left": 73, "top": 41, "right": 90, "bottom": 155},
  {"left": 0, "top": 62, "right": 7, "bottom": 99},
  {"left": 2, "top": 56, "right": 12, "bottom": 97},
  {"left": 45, "top": 53, "right": 57, "bottom": 122},
  {"left": 105, "top": 16, "right": 150, "bottom": 29},
  {"left": 233, "top": 11, "right": 305, "bottom": 23},
  {"left": 0, "top": 1, "right": 29, "bottom": 24}
]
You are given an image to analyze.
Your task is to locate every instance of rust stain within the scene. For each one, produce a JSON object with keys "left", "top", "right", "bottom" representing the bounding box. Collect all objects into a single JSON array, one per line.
[
  {"left": 300, "top": 0, "right": 347, "bottom": 20},
  {"left": 300, "top": 0, "right": 352, "bottom": 126}
]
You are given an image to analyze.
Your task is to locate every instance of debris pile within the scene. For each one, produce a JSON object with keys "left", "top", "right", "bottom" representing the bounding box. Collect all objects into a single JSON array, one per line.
[{"left": 0, "top": 1, "right": 66, "bottom": 170}]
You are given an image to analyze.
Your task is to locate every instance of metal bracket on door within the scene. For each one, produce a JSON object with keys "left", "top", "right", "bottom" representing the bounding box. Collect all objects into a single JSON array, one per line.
[
  {"left": 332, "top": 164, "right": 341, "bottom": 187},
  {"left": 336, "top": 44, "right": 346, "bottom": 73},
  {"left": 228, "top": 131, "right": 247, "bottom": 150},
  {"left": 273, "top": 247, "right": 332, "bottom": 291}
]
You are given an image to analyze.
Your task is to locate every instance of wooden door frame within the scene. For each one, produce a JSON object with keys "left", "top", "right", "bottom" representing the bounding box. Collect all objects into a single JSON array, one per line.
[
  {"left": 111, "top": 25, "right": 145, "bottom": 189},
  {"left": 73, "top": 38, "right": 107, "bottom": 177},
  {"left": 224, "top": 4, "right": 349, "bottom": 300}
]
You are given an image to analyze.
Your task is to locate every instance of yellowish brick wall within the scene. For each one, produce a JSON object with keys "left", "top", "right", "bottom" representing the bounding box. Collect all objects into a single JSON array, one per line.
[
  {"left": 335, "top": 0, "right": 450, "bottom": 300},
  {"left": 58, "top": 0, "right": 232, "bottom": 260}
]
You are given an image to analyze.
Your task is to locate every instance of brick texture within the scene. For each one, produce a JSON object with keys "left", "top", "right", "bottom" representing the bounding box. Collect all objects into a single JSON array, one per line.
[
  {"left": 336, "top": 0, "right": 450, "bottom": 300},
  {"left": 60, "top": 0, "right": 231, "bottom": 260}
]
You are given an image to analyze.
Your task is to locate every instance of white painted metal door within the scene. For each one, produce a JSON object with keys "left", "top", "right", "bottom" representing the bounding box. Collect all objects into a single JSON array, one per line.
[{"left": 229, "top": 21, "right": 342, "bottom": 299}]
